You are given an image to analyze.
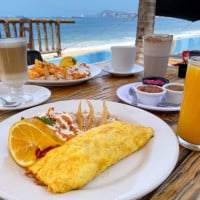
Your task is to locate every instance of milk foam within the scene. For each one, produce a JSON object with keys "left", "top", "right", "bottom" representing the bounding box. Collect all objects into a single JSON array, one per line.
[{"left": 0, "top": 37, "right": 26, "bottom": 48}]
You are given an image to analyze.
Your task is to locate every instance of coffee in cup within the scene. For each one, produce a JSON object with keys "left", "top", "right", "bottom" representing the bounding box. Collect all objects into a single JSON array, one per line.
[
  {"left": 0, "top": 37, "right": 32, "bottom": 103},
  {"left": 143, "top": 34, "right": 173, "bottom": 77},
  {"left": 0, "top": 37, "right": 27, "bottom": 88}
]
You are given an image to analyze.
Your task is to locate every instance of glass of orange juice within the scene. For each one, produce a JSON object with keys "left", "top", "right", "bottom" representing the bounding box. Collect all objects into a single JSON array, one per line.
[{"left": 177, "top": 56, "right": 200, "bottom": 150}]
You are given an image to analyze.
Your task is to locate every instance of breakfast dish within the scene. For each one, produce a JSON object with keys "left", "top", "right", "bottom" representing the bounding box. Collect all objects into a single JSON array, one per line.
[
  {"left": 28, "top": 121, "right": 153, "bottom": 193},
  {"left": 101, "top": 64, "right": 144, "bottom": 76},
  {"left": 28, "top": 65, "right": 101, "bottom": 86},
  {"left": 117, "top": 82, "right": 181, "bottom": 111},
  {"left": 0, "top": 84, "right": 51, "bottom": 110},
  {"left": 28, "top": 59, "right": 90, "bottom": 81},
  {"left": 0, "top": 100, "right": 179, "bottom": 200}
]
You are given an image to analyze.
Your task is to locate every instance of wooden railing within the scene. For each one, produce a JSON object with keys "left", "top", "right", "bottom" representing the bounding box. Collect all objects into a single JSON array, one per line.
[{"left": 0, "top": 18, "right": 75, "bottom": 57}]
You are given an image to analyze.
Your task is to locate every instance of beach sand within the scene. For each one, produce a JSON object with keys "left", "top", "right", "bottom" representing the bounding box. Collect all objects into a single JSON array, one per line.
[
  {"left": 42, "top": 41, "right": 135, "bottom": 59},
  {"left": 46, "top": 47, "right": 107, "bottom": 58},
  {"left": 42, "top": 46, "right": 109, "bottom": 60}
]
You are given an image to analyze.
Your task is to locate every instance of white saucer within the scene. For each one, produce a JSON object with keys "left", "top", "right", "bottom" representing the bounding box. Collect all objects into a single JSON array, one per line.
[
  {"left": 0, "top": 84, "right": 51, "bottom": 110},
  {"left": 102, "top": 64, "right": 144, "bottom": 77},
  {"left": 116, "top": 82, "right": 180, "bottom": 111}
]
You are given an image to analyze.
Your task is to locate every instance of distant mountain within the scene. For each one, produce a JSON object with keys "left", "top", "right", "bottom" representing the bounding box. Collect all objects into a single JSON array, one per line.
[{"left": 98, "top": 10, "right": 137, "bottom": 19}]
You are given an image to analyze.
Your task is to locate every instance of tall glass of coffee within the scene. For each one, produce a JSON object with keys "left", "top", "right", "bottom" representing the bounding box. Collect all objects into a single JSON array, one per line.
[
  {"left": 0, "top": 37, "right": 32, "bottom": 103},
  {"left": 143, "top": 34, "right": 173, "bottom": 77}
]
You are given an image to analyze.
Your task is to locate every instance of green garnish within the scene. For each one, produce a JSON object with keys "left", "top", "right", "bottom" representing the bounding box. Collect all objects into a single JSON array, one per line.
[
  {"left": 37, "top": 116, "right": 55, "bottom": 126},
  {"left": 72, "top": 57, "right": 77, "bottom": 65}
]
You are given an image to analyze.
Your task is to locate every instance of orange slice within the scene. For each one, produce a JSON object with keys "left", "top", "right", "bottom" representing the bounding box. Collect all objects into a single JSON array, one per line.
[
  {"left": 8, "top": 118, "right": 64, "bottom": 167},
  {"left": 59, "top": 56, "right": 77, "bottom": 68}
]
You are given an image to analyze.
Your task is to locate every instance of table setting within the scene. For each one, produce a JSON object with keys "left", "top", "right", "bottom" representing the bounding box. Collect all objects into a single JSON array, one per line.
[
  {"left": 101, "top": 45, "right": 144, "bottom": 77},
  {"left": 0, "top": 35, "right": 199, "bottom": 200}
]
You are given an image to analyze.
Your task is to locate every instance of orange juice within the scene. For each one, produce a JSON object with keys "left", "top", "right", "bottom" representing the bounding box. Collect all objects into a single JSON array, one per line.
[{"left": 177, "top": 60, "right": 200, "bottom": 146}]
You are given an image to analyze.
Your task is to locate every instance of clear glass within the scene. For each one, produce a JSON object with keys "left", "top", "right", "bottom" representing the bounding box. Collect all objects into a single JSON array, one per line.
[
  {"left": 177, "top": 56, "right": 200, "bottom": 151},
  {"left": 0, "top": 37, "right": 32, "bottom": 104},
  {"left": 143, "top": 34, "right": 173, "bottom": 77}
]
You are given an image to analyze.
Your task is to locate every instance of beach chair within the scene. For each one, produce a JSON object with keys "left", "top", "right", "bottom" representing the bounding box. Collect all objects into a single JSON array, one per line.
[{"left": 27, "top": 50, "right": 43, "bottom": 65}]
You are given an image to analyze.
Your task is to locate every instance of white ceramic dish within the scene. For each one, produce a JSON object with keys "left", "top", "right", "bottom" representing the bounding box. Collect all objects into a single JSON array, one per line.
[
  {"left": 117, "top": 82, "right": 181, "bottom": 111},
  {"left": 27, "top": 65, "right": 101, "bottom": 86},
  {"left": 163, "top": 83, "right": 184, "bottom": 104},
  {"left": 134, "top": 83, "right": 166, "bottom": 106},
  {"left": 0, "top": 100, "right": 179, "bottom": 200},
  {"left": 101, "top": 64, "right": 144, "bottom": 76},
  {"left": 0, "top": 84, "right": 51, "bottom": 110}
]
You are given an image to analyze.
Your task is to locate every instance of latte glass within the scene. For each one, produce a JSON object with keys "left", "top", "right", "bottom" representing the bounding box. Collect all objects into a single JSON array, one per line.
[
  {"left": 143, "top": 34, "right": 173, "bottom": 77},
  {"left": 0, "top": 37, "right": 32, "bottom": 104}
]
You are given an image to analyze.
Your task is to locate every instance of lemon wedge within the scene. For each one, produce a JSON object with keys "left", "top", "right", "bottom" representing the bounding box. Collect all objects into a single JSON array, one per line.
[{"left": 59, "top": 56, "right": 77, "bottom": 68}]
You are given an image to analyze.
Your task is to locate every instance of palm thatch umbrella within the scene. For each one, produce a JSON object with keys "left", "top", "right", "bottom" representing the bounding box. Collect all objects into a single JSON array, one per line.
[{"left": 156, "top": 0, "right": 200, "bottom": 22}]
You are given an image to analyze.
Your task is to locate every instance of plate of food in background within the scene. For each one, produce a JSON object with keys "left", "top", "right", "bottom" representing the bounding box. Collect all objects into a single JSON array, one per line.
[{"left": 27, "top": 56, "right": 101, "bottom": 86}]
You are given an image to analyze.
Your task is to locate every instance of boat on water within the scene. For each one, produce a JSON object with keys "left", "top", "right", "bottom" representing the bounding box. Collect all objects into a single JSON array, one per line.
[{"left": 72, "top": 14, "right": 85, "bottom": 19}]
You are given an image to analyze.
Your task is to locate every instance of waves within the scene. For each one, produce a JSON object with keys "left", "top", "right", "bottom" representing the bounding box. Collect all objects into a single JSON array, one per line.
[
  {"left": 1, "top": 16, "right": 200, "bottom": 54},
  {"left": 60, "top": 17, "right": 200, "bottom": 54}
]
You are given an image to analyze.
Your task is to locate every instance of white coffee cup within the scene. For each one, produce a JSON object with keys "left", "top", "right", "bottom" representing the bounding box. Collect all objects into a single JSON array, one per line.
[{"left": 111, "top": 46, "right": 136, "bottom": 72}]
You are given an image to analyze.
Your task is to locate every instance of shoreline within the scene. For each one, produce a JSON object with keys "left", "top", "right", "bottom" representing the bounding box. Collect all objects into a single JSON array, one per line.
[
  {"left": 42, "top": 32, "right": 198, "bottom": 60},
  {"left": 43, "top": 45, "right": 182, "bottom": 66},
  {"left": 42, "top": 41, "right": 135, "bottom": 59}
]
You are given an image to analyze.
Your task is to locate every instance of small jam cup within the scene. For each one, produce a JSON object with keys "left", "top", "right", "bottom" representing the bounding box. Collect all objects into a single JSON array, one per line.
[{"left": 142, "top": 76, "right": 169, "bottom": 86}]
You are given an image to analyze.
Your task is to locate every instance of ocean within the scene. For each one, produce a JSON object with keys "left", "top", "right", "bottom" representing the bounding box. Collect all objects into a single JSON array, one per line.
[
  {"left": 1, "top": 16, "right": 200, "bottom": 55},
  {"left": 58, "top": 16, "right": 200, "bottom": 54}
]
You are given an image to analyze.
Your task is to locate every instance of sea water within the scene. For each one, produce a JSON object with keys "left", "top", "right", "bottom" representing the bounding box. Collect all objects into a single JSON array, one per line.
[
  {"left": 1, "top": 16, "right": 200, "bottom": 54},
  {"left": 58, "top": 17, "right": 200, "bottom": 54}
]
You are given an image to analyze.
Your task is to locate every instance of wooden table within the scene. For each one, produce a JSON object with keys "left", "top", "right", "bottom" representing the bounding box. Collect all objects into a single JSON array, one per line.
[{"left": 0, "top": 61, "right": 199, "bottom": 200}]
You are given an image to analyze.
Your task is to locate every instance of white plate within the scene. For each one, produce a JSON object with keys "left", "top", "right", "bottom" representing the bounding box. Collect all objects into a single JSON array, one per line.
[
  {"left": 27, "top": 65, "right": 101, "bottom": 86},
  {"left": 0, "top": 100, "right": 179, "bottom": 200},
  {"left": 102, "top": 64, "right": 144, "bottom": 76},
  {"left": 0, "top": 85, "right": 51, "bottom": 110},
  {"left": 117, "top": 82, "right": 181, "bottom": 111}
]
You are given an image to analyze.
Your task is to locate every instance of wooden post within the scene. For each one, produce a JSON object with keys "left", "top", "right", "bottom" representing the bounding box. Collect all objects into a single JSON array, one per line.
[
  {"left": 36, "top": 22, "right": 42, "bottom": 51},
  {"left": 43, "top": 22, "right": 49, "bottom": 51},
  {"left": 12, "top": 22, "right": 18, "bottom": 37},
  {"left": 135, "top": 0, "right": 156, "bottom": 65},
  {"left": 19, "top": 18, "right": 34, "bottom": 49},
  {"left": 4, "top": 20, "right": 11, "bottom": 37},
  {"left": 49, "top": 22, "right": 55, "bottom": 50},
  {"left": 55, "top": 22, "right": 61, "bottom": 57}
]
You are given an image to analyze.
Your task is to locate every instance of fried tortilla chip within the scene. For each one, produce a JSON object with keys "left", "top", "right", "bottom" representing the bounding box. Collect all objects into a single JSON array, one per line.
[
  {"left": 99, "top": 100, "right": 109, "bottom": 126},
  {"left": 76, "top": 101, "right": 112, "bottom": 131},
  {"left": 44, "top": 64, "right": 49, "bottom": 80},
  {"left": 85, "top": 100, "right": 94, "bottom": 130},
  {"left": 76, "top": 101, "right": 84, "bottom": 130},
  {"left": 28, "top": 121, "right": 154, "bottom": 193}
]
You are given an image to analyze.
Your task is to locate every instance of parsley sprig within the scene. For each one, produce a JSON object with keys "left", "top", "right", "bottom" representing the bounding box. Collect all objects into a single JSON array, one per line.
[{"left": 37, "top": 116, "right": 55, "bottom": 126}]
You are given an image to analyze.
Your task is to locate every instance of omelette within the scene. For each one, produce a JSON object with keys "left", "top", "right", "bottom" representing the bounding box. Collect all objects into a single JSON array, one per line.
[{"left": 28, "top": 121, "right": 154, "bottom": 193}]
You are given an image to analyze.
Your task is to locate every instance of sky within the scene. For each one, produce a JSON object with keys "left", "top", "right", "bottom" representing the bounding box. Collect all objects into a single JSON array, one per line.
[{"left": 0, "top": 0, "right": 139, "bottom": 18}]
